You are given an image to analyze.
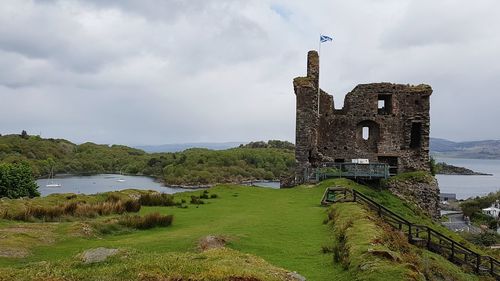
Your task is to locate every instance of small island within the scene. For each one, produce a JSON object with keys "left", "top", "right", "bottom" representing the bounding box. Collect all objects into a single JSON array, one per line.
[{"left": 435, "top": 162, "right": 492, "bottom": 176}]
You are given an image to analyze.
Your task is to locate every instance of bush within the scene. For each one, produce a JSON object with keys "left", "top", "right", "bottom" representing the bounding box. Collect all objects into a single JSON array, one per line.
[
  {"left": 105, "top": 193, "right": 121, "bottom": 203},
  {"left": 63, "top": 202, "right": 78, "bottom": 215},
  {"left": 139, "top": 193, "right": 177, "bottom": 206},
  {"left": 119, "top": 212, "right": 173, "bottom": 229},
  {"left": 210, "top": 194, "right": 218, "bottom": 199},
  {"left": 190, "top": 196, "right": 205, "bottom": 205},
  {"left": 463, "top": 232, "right": 500, "bottom": 247},
  {"left": 124, "top": 200, "right": 141, "bottom": 212},
  {"left": 0, "top": 162, "right": 39, "bottom": 198}
]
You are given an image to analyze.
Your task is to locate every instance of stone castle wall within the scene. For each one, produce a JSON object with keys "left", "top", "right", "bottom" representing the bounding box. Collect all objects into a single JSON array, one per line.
[{"left": 293, "top": 50, "right": 433, "bottom": 183}]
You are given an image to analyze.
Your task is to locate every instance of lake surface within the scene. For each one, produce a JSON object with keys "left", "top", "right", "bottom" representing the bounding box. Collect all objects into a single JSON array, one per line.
[
  {"left": 37, "top": 174, "right": 186, "bottom": 196},
  {"left": 244, "top": 181, "right": 280, "bottom": 189},
  {"left": 435, "top": 157, "right": 500, "bottom": 200},
  {"left": 36, "top": 162, "right": 499, "bottom": 200}
]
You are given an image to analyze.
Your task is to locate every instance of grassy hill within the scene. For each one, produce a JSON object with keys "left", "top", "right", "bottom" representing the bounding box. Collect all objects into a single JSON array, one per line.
[
  {"left": 0, "top": 179, "right": 489, "bottom": 280},
  {"left": 431, "top": 138, "right": 500, "bottom": 159}
]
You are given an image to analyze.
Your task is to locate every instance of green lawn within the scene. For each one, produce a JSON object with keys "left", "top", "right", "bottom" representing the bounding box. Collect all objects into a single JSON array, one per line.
[
  {"left": 0, "top": 179, "right": 484, "bottom": 281},
  {"left": 0, "top": 183, "right": 349, "bottom": 280}
]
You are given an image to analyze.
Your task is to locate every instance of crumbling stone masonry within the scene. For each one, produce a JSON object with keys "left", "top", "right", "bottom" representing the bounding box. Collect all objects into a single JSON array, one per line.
[
  {"left": 291, "top": 50, "right": 440, "bottom": 217},
  {"left": 293, "top": 50, "right": 435, "bottom": 181},
  {"left": 290, "top": 50, "right": 440, "bottom": 217}
]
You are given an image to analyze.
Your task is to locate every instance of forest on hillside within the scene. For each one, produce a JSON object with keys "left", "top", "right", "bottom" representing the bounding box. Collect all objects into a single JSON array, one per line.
[{"left": 0, "top": 134, "right": 295, "bottom": 186}]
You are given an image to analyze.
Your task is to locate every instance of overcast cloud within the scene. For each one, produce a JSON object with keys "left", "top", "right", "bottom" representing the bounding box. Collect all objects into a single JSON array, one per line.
[{"left": 0, "top": 0, "right": 499, "bottom": 145}]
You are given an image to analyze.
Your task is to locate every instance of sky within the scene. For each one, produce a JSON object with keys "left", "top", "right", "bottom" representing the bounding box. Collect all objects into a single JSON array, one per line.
[{"left": 1, "top": 0, "right": 499, "bottom": 145}]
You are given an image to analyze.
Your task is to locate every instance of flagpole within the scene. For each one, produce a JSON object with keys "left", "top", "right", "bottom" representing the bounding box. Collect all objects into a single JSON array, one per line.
[{"left": 317, "top": 35, "right": 321, "bottom": 117}]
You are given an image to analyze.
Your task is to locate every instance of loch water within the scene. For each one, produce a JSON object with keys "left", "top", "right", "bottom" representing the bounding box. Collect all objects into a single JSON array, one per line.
[
  {"left": 37, "top": 174, "right": 185, "bottom": 196},
  {"left": 435, "top": 157, "right": 500, "bottom": 200}
]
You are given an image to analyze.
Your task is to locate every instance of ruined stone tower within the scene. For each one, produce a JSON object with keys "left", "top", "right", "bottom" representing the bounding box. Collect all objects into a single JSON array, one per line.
[{"left": 293, "top": 50, "right": 433, "bottom": 183}]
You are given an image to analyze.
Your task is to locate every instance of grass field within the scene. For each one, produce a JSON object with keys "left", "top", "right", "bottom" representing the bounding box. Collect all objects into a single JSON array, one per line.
[
  {"left": 0, "top": 181, "right": 350, "bottom": 280},
  {"left": 0, "top": 179, "right": 487, "bottom": 280}
]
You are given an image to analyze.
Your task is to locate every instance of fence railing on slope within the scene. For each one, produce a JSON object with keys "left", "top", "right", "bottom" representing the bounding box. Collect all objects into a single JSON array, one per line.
[{"left": 322, "top": 187, "right": 500, "bottom": 279}]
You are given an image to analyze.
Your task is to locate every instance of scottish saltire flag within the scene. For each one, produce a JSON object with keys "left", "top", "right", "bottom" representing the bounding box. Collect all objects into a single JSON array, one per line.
[{"left": 320, "top": 35, "right": 333, "bottom": 43}]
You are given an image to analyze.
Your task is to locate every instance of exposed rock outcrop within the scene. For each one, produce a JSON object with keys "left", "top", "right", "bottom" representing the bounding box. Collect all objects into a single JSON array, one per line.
[
  {"left": 384, "top": 172, "right": 440, "bottom": 220},
  {"left": 81, "top": 247, "right": 119, "bottom": 264}
]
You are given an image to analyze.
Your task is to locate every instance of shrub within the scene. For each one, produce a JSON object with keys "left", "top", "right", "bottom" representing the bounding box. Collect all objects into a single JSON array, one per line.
[
  {"left": 190, "top": 196, "right": 205, "bottom": 205},
  {"left": 105, "top": 193, "right": 121, "bottom": 203},
  {"left": 63, "top": 202, "right": 78, "bottom": 215},
  {"left": 65, "top": 194, "right": 77, "bottom": 200},
  {"left": 139, "top": 193, "right": 177, "bottom": 206},
  {"left": 124, "top": 200, "right": 141, "bottom": 212},
  {"left": 463, "top": 232, "right": 500, "bottom": 247},
  {"left": 119, "top": 212, "right": 173, "bottom": 229}
]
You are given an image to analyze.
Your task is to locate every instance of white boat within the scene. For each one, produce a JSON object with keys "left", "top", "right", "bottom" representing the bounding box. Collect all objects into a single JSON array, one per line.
[
  {"left": 116, "top": 169, "right": 126, "bottom": 182},
  {"left": 46, "top": 166, "right": 62, "bottom": 188}
]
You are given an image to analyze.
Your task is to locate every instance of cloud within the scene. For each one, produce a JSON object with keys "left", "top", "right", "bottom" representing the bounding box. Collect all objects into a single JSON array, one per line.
[{"left": 0, "top": 0, "right": 499, "bottom": 145}]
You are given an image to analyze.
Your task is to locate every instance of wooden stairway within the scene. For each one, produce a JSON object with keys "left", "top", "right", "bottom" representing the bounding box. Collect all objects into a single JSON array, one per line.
[{"left": 322, "top": 187, "right": 500, "bottom": 279}]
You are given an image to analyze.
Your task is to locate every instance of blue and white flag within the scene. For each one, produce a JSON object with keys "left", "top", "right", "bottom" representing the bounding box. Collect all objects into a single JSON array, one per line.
[{"left": 320, "top": 35, "right": 333, "bottom": 43}]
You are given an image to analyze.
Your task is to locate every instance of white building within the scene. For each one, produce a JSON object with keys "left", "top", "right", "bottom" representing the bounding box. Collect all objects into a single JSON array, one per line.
[{"left": 482, "top": 200, "right": 500, "bottom": 218}]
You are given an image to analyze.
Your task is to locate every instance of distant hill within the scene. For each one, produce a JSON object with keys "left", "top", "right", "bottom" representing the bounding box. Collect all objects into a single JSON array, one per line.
[
  {"left": 137, "top": 138, "right": 500, "bottom": 159},
  {"left": 134, "top": 142, "right": 243, "bottom": 153},
  {"left": 430, "top": 138, "right": 500, "bottom": 159},
  {"left": 0, "top": 134, "right": 294, "bottom": 185}
]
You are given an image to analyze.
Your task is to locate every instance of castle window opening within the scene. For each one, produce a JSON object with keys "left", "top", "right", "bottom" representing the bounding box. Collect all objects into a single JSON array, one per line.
[
  {"left": 377, "top": 94, "right": 392, "bottom": 114},
  {"left": 378, "top": 100, "right": 385, "bottom": 109},
  {"left": 362, "top": 126, "right": 370, "bottom": 140},
  {"left": 410, "top": 122, "right": 422, "bottom": 148}
]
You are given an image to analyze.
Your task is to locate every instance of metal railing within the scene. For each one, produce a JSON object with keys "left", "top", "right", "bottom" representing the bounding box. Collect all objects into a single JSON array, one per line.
[
  {"left": 322, "top": 187, "right": 500, "bottom": 279},
  {"left": 305, "top": 163, "right": 390, "bottom": 182}
]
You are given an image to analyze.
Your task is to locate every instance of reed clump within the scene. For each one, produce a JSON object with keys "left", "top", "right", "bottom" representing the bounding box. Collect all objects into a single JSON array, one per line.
[
  {"left": 1, "top": 199, "right": 141, "bottom": 222},
  {"left": 119, "top": 212, "right": 173, "bottom": 229}
]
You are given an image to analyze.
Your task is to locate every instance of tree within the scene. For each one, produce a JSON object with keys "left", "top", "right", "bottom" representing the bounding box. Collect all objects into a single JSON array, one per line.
[{"left": 0, "top": 163, "right": 40, "bottom": 198}]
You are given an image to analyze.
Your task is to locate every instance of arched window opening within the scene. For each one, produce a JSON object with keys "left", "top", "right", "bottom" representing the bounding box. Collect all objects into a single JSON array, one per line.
[{"left": 362, "top": 127, "right": 370, "bottom": 140}]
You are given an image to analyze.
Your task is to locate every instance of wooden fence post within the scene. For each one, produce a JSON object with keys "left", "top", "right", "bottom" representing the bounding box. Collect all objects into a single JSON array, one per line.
[
  {"left": 451, "top": 242, "right": 455, "bottom": 261},
  {"left": 490, "top": 256, "right": 494, "bottom": 275},
  {"left": 476, "top": 254, "right": 480, "bottom": 273},
  {"left": 427, "top": 228, "right": 431, "bottom": 249},
  {"left": 408, "top": 223, "right": 412, "bottom": 243}
]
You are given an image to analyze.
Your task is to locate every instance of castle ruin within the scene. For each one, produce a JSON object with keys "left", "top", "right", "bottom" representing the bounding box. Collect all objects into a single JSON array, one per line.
[{"left": 293, "top": 50, "right": 433, "bottom": 183}]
